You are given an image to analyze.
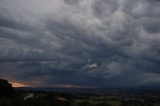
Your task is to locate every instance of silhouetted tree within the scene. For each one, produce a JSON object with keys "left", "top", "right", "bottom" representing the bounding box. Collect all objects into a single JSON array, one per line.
[{"left": 0, "top": 79, "right": 15, "bottom": 98}]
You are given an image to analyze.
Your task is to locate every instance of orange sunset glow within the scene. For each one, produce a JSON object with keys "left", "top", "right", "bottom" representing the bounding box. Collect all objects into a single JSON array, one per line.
[{"left": 11, "top": 82, "right": 26, "bottom": 87}]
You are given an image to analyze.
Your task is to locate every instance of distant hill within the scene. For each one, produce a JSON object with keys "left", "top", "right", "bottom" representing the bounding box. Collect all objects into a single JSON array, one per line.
[{"left": 15, "top": 85, "right": 160, "bottom": 96}]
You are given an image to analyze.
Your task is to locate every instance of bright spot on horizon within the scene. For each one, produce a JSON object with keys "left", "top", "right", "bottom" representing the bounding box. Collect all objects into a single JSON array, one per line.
[{"left": 11, "top": 82, "right": 26, "bottom": 87}]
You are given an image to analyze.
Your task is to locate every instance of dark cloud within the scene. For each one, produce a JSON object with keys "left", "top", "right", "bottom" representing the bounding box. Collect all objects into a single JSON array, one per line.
[
  {"left": 0, "top": 0, "right": 160, "bottom": 88},
  {"left": 64, "top": 0, "right": 80, "bottom": 5}
]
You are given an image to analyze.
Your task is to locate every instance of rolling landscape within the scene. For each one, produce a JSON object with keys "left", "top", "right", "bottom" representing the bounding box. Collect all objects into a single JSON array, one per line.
[{"left": 1, "top": 79, "right": 160, "bottom": 106}]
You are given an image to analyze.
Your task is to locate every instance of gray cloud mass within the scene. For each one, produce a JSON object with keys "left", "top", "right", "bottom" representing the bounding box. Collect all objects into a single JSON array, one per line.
[{"left": 0, "top": 0, "right": 160, "bottom": 87}]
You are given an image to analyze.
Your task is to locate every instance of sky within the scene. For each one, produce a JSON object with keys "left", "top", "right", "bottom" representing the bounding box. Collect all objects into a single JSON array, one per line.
[{"left": 0, "top": 0, "right": 160, "bottom": 88}]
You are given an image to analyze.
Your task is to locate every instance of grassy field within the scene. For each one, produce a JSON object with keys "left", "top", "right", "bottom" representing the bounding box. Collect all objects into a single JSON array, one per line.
[{"left": 0, "top": 89, "right": 160, "bottom": 106}]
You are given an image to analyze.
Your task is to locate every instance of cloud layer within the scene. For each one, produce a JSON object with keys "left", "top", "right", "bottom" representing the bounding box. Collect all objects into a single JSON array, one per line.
[{"left": 0, "top": 0, "right": 160, "bottom": 87}]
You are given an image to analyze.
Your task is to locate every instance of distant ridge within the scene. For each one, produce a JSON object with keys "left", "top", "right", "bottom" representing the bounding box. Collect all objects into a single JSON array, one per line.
[{"left": 15, "top": 86, "right": 160, "bottom": 96}]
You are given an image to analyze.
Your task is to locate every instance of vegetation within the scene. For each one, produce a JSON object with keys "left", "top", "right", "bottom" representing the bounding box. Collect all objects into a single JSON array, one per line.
[
  {"left": 0, "top": 79, "right": 15, "bottom": 98},
  {"left": 0, "top": 79, "right": 160, "bottom": 106}
]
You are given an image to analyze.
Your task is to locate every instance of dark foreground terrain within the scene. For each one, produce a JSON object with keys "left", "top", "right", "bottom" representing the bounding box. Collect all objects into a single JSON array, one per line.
[
  {"left": 1, "top": 79, "right": 160, "bottom": 106},
  {"left": 1, "top": 87, "right": 160, "bottom": 106}
]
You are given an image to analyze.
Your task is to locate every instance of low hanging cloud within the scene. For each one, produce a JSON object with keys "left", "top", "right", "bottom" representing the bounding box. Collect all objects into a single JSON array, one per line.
[{"left": 0, "top": 0, "right": 160, "bottom": 87}]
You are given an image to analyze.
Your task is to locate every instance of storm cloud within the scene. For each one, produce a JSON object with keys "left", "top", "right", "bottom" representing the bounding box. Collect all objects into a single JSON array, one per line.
[{"left": 0, "top": 0, "right": 160, "bottom": 87}]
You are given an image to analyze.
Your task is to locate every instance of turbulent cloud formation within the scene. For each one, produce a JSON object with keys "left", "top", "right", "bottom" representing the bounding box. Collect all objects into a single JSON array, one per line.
[{"left": 0, "top": 0, "right": 160, "bottom": 87}]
